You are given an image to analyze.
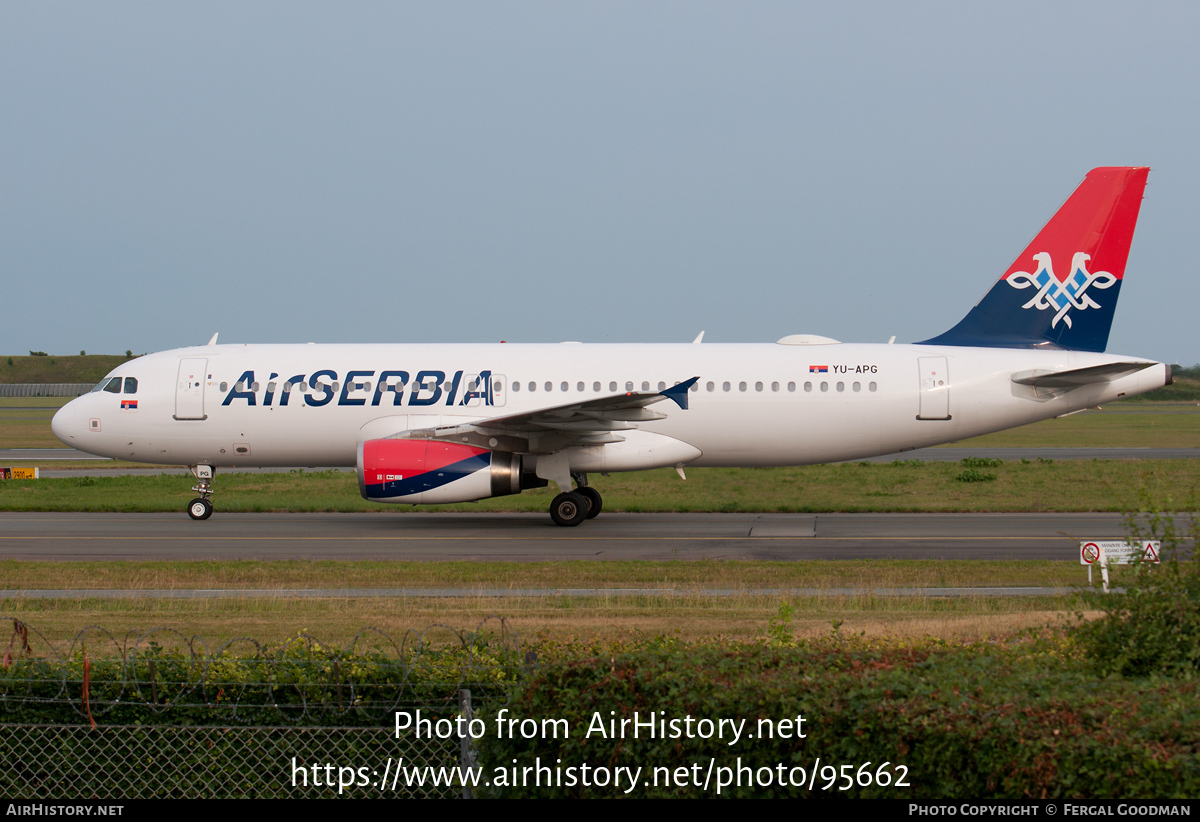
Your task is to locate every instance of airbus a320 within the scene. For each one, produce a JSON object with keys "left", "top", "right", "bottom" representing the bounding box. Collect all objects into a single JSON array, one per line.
[{"left": 52, "top": 167, "right": 1169, "bottom": 525}]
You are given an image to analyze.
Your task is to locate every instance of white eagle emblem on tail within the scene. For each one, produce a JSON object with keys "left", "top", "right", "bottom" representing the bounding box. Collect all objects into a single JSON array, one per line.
[{"left": 1004, "top": 252, "right": 1117, "bottom": 329}]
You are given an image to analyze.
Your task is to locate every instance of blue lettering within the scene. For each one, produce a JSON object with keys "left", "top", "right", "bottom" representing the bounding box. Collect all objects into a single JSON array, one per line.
[
  {"left": 222, "top": 370, "right": 257, "bottom": 406},
  {"left": 444, "top": 370, "right": 463, "bottom": 406},
  {"left": 372, "top": 370, "right": 409, "bottom": 406},
  {"left": 306, "top": 369, "right": 337, "bottom": 407},
  {"left": 409, "top": 370, "right": 445, "bottom": 406},
  {"left": 339, "top": 370, "right": 375, "bottom": 406},
  {"left": 279, "top": 374, "right": 305, "bottom": 406},
  {"left": 459, "top": 370, "right": 492, "bottom": 406}
]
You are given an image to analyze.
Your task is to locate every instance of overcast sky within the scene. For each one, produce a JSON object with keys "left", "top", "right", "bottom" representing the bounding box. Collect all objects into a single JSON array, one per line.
[{"left": 3, "top": 2, "right": 1198, "bottom": 364}]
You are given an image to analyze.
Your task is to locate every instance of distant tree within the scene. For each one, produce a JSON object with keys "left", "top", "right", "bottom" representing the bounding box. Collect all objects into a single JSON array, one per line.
[
  {"left": 80, "top": 350, "right": 86, "bottom": 356},
  {"left": 29, "top": 351, "right": 47, "bottom": 357},
  {"left": 125, "top": 350, "right": 133, "bottom": 358},
  {"left": 5, "top": 357, "right": 12, "bottom": 367}
]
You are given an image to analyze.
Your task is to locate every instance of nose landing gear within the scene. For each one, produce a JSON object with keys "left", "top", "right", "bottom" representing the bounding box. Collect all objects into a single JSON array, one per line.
[{"left": 187, "top": 465, "right": 215, "bottom": 520}]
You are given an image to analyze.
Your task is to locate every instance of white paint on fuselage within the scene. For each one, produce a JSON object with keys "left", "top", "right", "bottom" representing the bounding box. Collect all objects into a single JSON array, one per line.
[{"left": 52, "top": 342, "right": 1168, "bottom": 469}]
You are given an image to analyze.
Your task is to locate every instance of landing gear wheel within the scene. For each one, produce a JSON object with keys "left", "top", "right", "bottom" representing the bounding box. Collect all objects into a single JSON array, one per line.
[
  {"left": 576, "top": 486, "right": 603, "bottom": 519},
  {"left": 549, "top": 492, "right": 589, "bottom": 527},
  {"left": 187, "top": 498, "right": 213, "bottom": 520}
]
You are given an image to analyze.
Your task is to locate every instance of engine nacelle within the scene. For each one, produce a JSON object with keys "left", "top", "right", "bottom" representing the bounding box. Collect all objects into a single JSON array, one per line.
[{"left": 358, "top": 439, "right": 533, "bottom": 504}]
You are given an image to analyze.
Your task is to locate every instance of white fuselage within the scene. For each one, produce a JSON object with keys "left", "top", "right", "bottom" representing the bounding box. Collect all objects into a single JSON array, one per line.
[{"left": 52, "top": 342, "right": 1169, "bottom": 470}]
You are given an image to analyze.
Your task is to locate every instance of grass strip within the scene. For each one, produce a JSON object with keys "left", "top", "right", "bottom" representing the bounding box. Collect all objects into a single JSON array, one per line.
[{"left": 0, "top": 460, "right": 1195, "bottom": 512}]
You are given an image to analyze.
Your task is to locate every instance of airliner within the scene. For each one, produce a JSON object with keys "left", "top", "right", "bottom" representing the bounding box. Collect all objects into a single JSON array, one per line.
[{"left": 51, "top": 167, "right": 1169, "bottom": 525}]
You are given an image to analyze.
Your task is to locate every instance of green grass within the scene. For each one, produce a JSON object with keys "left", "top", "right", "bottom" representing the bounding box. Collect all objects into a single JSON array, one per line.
[
  {"left": 0, "top": 460, "right": 1195, "bottom": 512},
  {"left": 0, "top": 558, "right": 1085, "bottom": 590},
  {"left": 0, "top": 354, "right": 135, "bottom": 384},
  {"left": 943, "top": 407, "right": 1200, "bottom": 448}
]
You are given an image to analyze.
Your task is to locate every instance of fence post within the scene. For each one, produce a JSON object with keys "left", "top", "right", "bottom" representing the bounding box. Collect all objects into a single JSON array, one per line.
[{"left": 458, "top": 688, "right": 476, "bottom": 799}]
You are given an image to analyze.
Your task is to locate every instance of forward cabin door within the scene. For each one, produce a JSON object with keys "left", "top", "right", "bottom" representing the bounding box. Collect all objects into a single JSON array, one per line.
[
  {"left": 174, "top": 358, "right": 208, "bottom": 420},
  {"left": 917, "top": 357, "right": 951, "bottom": 420}
]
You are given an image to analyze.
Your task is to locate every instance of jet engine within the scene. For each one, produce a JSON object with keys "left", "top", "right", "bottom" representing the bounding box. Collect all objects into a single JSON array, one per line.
[{"left": 357, "top": 439, "right": 542, "bottom": 504}]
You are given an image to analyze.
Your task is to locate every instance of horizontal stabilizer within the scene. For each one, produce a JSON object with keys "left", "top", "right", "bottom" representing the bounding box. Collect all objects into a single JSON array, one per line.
[{"left": 1011, "top": 361, "right": 1154, "bottom": 389}]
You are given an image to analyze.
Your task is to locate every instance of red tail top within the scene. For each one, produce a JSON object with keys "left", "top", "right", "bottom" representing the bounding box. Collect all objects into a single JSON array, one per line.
[{"left": 1003, "top": 167, "right": 1148, "bottom": 285}]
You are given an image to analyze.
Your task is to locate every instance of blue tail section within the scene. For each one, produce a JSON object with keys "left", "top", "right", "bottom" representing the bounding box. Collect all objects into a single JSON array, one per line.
[{"left": 918, "top": 167, "right": 1148, "bottom": 352}]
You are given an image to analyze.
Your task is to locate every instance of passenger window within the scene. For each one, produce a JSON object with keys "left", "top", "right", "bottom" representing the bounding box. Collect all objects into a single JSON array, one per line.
[
  {"left": 546, "top": 382, "right": 553, "bottom": 392},
  {"left": 641, "top": 381, "right": 649, "bottom": 391},
  {"left": 869, "top": 382, "right": 878, "bottom": 392},
  {"left": 267, "top": 381, "right": 277, "bottom": 393},
  {"left": 739, "top": 382, "right": 747, "bottom": 392},
  {"left": 576, "top": 382, "right": 584, "bottom": 392},
  {"left": 853, "top": 382, "right": 861, "bottom": 392},
  {"left": 722, "top": 382, "right": 731, "bottom": 392},
  {"left": 771, "top": 381, "right": 779, "bottom": 392},
  {"left": 690, "top": 382, "right": 698, "bottom": 393},
  {"left": 706, "top": 381, "right": 715, "bottom": 392},
  {"left": 593, "top": 382, "right": 601, "bottom": 392},
  {"left": 755, "top": 381, "right": 763, "bottom": 392},
  {"left": 512, "top": 381, "right": 521, "bottom": 392},
  {"left": 658, "top": 381, "right": 666, "bottom": 391},
  {"left": 220, "top": 382, "right": 228, "bottom": 392},
  {"left": 788, "top": 382, "right": 796, "bottom": 392},
  {"left": 836, "top": 382, "right": 845, "bottom": 392},
  {"left": 123, "top": 377, "right": 138, "bottom": 394},
  {"left": 626, "top": 381, "right": 634, "bottom": 391},
  {"left": 251, "top": 382, "right": 261, "bottom": 392},
  {"left": 299, "top": 382, "right": 309, "bottom": 393},
  {"left": 804, "top": 382, "right": 812, "bottom": 392},
  {"left": 609, "top": 381, "right": 617, "bottom": 392},
  {"left": 820, "top": 382, "right": 829, "bottom": 392},
  {"left": 104, "top": 378, "right": 122, "bottom": 393},
  {"left": 234, "top": 382, "right": 245, "bottom": 393},
  {"left": 529, "top": 382, "right": 536, "bottom": 392}
]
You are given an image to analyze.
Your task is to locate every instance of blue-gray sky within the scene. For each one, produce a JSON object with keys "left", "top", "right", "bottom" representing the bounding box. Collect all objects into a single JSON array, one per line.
[{"left": 3, "top": 2, "right": 1198, "bottom": 363}]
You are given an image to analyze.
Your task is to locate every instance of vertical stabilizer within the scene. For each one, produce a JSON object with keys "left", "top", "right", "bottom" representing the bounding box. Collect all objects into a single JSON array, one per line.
[{"left": 918, "top": 167, "right": 1148, "bottom": 352}]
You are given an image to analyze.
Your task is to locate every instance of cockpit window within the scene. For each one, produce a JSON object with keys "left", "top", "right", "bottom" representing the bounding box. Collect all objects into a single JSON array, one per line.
[
  {"left": 123, "top": 377, "right": 138, "bottom": 394},
  {"left": 103, "top": 377, "right": 122, "bottom": 394}
]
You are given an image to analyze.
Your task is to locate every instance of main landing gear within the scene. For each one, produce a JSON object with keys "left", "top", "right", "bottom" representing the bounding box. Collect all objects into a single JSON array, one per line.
[
  {"left": 187, "top": 464, "right": 215, "bottom": 520},
  {"left": 548, "top": 473, "right": 603, "bottom": 527}
]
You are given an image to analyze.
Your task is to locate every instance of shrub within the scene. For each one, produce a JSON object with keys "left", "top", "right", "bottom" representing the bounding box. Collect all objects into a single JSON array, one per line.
[
  {"left": 955, "top": 469, "right": 996, "bottom": 483},
  {"left": 1071, "top": 502, "right": 1200, "bottom": 677}
]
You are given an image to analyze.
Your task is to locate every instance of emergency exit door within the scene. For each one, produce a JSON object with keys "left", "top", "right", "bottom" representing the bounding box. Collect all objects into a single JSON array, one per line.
[
  {"left": 917, "top": 357, "right": 950, "bottom": 420},
  {"left": 175, "top": 358, "right": 208, "bottom": 420}
]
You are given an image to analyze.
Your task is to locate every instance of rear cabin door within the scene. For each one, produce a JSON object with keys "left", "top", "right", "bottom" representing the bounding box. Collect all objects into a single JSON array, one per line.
[
  {"left": 917, "top": 357, "right": 950, "bottom": 420},
  {"left": 174, "top": 358, "right": 208, "bottom": 420}
]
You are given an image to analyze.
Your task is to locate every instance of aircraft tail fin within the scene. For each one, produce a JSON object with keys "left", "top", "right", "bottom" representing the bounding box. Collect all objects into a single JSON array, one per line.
[{"left": 918, "top": 167, "right": 1149, "bottom": 352}]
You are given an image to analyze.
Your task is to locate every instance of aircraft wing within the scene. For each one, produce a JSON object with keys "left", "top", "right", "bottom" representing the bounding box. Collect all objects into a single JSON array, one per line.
[{"left": 396, "top": 377, "right": 699, "bottom": 454}]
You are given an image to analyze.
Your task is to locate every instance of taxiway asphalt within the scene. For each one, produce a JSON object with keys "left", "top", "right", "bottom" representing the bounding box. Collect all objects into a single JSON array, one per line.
[{"left": 0, "top": 511, "right": 1135, "bottom": 561}]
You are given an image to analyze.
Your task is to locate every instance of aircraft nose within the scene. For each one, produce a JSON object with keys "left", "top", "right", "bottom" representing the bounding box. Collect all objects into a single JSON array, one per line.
[{"left": 51, "top": 399, "right": 82, "bottom": 446}]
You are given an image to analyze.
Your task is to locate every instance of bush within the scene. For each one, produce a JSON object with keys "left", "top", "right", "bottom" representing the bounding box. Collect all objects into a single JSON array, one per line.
[
  {"left": 961, "top": 456, "right": 1002, "bottom": 468},
  {"left": 1071, "top": 504, "right": 1200, "bottom": 677},
  {"left": 955, "top": 469, "right": 996, "bottom": 483},
  {"left": 477, "top": 636, "right": 1200, "bottom": 798}
]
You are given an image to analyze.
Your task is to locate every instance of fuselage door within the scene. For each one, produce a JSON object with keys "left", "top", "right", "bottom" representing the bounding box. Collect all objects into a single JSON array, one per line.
[
  {"left": 174, "top": 358, "right": 208, "bottom": 420},
  {"left": 917, "top": 357, "right": 950, "bottom": 420},
  {"left": 490, "top": 373, "right": 508, "bottom": 408}
]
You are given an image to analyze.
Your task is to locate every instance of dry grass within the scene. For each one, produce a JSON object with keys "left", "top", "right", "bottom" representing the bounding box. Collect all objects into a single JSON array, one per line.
[{"left": 0, "top": 588, "right": 1087, "bottom": 650}]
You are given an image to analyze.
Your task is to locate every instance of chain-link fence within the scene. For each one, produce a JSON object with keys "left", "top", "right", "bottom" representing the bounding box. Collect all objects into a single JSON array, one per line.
[{"left": 1, "top": 619, "right": 520, "bottom": 798}]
